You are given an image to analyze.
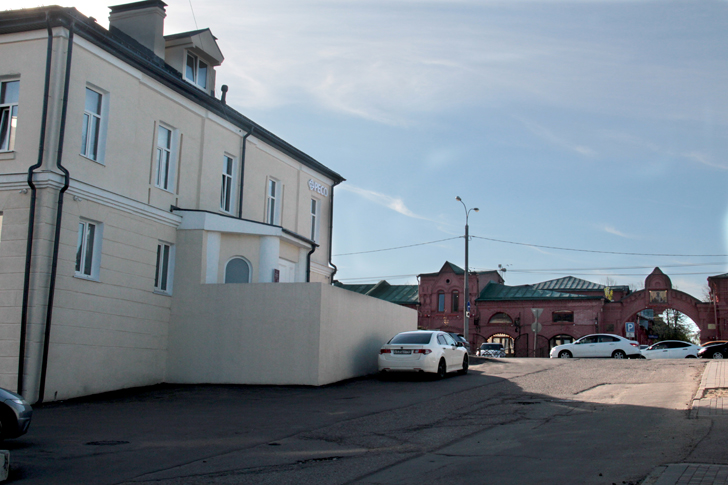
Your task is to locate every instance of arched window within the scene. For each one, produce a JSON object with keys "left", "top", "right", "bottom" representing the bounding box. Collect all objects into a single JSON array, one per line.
[
  {"left": 225, "top": 257, "right": 251, "bottom": 283},
  {"left": 452, "top": 290, "right": 459, "bottom": 312},
  {"left": 488, "top": 312, "right": 513, "bottom": 325},
  {"left": 437, "top": 292, "right": 445, "bottom": 312}
]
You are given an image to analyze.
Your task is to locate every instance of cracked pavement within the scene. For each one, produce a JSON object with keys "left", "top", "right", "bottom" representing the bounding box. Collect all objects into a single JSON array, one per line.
[{"left": 8, "top": 358, "right": 710, "bottom": 484}]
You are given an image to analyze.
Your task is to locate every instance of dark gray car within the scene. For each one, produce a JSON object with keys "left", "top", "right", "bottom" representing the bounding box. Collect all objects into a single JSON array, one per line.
[{"left": 0, "top": 387, "right": 32, "bottom": 439}]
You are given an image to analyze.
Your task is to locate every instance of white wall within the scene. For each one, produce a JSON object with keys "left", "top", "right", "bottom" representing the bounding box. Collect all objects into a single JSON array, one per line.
[{"left": 167, "top": 283, "right": 416, "bottom": 386}]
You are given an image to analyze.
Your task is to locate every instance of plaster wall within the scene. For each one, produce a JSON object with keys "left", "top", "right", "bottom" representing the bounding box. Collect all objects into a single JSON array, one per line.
[{"left": 167, "top": 282, "right": 416, "bottom": 386}]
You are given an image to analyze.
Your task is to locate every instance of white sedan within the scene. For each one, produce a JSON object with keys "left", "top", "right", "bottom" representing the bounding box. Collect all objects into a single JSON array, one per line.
[
  {"left": 550, "top": 333, "right": 641, "bottom": 359},
  {"left": 640, "top": 340, "right": 700, "bottom": 359},
  {"left": 378, "top": 330, "right": 469, "bottom": 378}
]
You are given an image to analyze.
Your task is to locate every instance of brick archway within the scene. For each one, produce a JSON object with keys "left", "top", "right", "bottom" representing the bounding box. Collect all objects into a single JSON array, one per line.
[{"left": 604, "top": 268, "right": 714, "bottom": 338}]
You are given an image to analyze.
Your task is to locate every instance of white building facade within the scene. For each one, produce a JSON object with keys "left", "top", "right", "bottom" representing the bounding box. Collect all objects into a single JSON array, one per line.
[{"left": 0, "top": 2, "right": 410, "bottom": 404}]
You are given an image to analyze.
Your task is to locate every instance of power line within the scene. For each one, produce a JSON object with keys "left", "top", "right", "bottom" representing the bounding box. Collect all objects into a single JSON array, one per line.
[
  {"left": 334, "top": 237, "right": 460, "bottom": 256},
  {"left": 471, "top": 236, "right": 728, "bottom": 257},
  {"left": 484, "top": 262, "right": 727, "bottom": 273}
]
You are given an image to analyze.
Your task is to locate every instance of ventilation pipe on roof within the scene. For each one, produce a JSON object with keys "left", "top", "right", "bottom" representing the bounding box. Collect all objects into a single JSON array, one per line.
[{"left": 220, "top": 84, "right": 228, "bottom": 104}]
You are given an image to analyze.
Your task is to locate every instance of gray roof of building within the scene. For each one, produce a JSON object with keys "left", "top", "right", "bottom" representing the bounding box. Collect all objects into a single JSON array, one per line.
[
  {"left": 0, "top": 7, "right": 344, "bottom": 185},
  {"left": 476, "top": 282, "right": 603, "bottom": 301},
  {"left": 334, "top": 281, "right": 419, "bottom": 305}
]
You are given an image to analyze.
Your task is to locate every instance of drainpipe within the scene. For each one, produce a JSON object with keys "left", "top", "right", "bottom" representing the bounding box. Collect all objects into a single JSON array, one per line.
[
  {"left": 18, "top": 15, "right": 55, "bottom": 397},
  {"left": 237, "top": 126, "right": 253, "bottom": 219},
  {"left": 38, "top": 23, "right": 74, "bottom": 404},
  {"left": 328, "top": 183, "right": 339, "bottom": 283},
  {"left": 306, "top": 244, "right": 317, "bottom": 282}
]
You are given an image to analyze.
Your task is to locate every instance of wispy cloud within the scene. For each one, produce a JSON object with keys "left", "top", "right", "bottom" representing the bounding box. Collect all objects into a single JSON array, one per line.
[
  {"left": 515, "top": 116, "right": 596, "bottom": 157},
  {"left": 597, "top": 224, "right": 637, "bottom": 239},
  {"left": 683, "top": 152, "right": 728, "bottom": 171},
  {"left": 338, "top": 184, "right": 434, "bottom": 221}
]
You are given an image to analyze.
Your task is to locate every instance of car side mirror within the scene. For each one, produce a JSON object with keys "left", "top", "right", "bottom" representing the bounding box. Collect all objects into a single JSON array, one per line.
[{"left": 456, "top": 342, "right": 463, "bottom": 347}]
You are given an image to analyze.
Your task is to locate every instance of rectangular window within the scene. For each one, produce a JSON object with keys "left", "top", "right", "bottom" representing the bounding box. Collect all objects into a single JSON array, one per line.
[
  {"left": 155, "top": 124, "right": 174, "bottom": 191},
  {"left": 75, "top": 220, "right": 102, "bottom": 280},
  {"left": 0, "top": 80, "right": 19, "bottom": 152},
  {"left": 437, "top": 292, "right": 445, "bottom": 312},
  {"left": 81, "top": 87, "right": 103, "bottom": 161},
  {"left": 452, "top": 290, "right": 459, "bottom": 312},
  {"left": 266, "top": 178, "right": 280, "bottom": 225},
  {"left": 310, "top": 198, "right": 319, "bottom": 242},
  {"left": 185, "top": 52, "right": 208, "bottom": 90},
  {"left": 552, "top": 311, "right": 574, "bottom": 323},
  {"left": 154, "top": 242, "right": 174, "bottom": 293},
  {"left": 220, "top": 155, "right": 234, "bottom": 213}
]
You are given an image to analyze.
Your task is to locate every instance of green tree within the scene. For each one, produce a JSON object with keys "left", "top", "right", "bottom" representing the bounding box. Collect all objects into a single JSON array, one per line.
[{"left": 652, "top": 309, "right": 698, "bottom": 343}]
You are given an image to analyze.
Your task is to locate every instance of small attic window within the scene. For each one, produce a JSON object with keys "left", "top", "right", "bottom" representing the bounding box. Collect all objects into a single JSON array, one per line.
[{"left": 185, "top": 52, "right": 208, "bottom": 90}]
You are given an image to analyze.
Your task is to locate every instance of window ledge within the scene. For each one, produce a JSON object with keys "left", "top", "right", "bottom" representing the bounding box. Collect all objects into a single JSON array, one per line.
[
  {"left": 0, "top": 151, "right": 16, "bottom": 160},
  {"left": 74, "top": 273, "right": 100, "bottom": 283},
  {"left": 80, "top": 153, "right": 105, "bottom": 165},
  {"left": 153, "top": 289, "right": 172, "bottom": 297}
]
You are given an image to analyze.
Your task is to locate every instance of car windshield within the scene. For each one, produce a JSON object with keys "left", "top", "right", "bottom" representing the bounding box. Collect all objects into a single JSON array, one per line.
[
  {"left": 481, "top": 344, "right": 501, "bottom": 350},
  {"left": 390, "top": 333, "right": 432, "bottom": 345}
]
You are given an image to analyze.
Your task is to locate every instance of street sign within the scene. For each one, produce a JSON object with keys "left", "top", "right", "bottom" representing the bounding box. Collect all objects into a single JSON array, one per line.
[
  {"left": 625, "top": 322, "right": 635, "bottom": 339},
  {"left": 531, "top": 308, "right": 543, "bottom": 321},
  {"left": 531, "top": 322, "right": 542, "bottom": 333},
  {"left": 466, "top": 301, "right": 471, "bottom": 312}
]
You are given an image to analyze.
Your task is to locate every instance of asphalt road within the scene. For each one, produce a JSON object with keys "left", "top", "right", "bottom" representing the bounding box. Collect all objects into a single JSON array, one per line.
[{"left": 4, "top": 358, "right": 710, "bottom": 484}]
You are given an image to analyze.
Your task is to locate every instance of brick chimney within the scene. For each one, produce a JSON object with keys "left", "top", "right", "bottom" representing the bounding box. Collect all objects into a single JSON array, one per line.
[{"left": 109, "top": 1, "right": 167, "bottom": 58}]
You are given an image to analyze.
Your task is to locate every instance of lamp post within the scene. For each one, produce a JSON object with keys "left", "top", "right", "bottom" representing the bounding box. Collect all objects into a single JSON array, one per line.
[{"left": 456, "top": 196, "right": 478, "bottom": 346}]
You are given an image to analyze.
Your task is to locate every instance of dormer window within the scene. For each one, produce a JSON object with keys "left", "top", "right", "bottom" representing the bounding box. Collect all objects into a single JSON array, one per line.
[{"left": 185, "top": 52, "right": 208, "bottom": 90}]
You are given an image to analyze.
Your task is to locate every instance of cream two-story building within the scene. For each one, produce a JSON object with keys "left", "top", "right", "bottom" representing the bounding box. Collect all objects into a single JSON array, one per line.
[{"left": 0, "top": 1, "right": 414, "bottom": 403}]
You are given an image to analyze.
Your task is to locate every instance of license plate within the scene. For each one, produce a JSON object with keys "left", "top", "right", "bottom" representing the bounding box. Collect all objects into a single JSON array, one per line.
[{"left": 393, "top": 349, "right": 411, "bottom": 355}]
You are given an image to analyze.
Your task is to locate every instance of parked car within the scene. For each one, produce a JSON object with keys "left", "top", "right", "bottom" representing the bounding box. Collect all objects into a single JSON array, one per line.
[
  {"left": 700, "top": 340, "right": 728, "bottom": 347},
  {"left": 448, "top": 333, "right": 471, "bottom": 353},
  {"left": 379, "top": 330, "right": 469, "bottom": 378},
  {"left": 698, "top": 341, "right": 728, "bottom": 359},
  {"left": 549, "top": 334, "right": 640, "bottom": 359},
  {"left": 640, "top": 340, "right": 700, "bottom": 359},
  {"left": 0, "top": 387, "right": 32, "bottom": 439},
  {"left": 477, "top": 343, "right": 506, "bottom": 358}
]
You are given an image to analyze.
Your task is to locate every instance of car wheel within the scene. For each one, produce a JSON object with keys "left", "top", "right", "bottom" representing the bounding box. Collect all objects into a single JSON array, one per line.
[
  {"left": 458, "top": 355, "right": 469, "bottom": 375},
  {"left": 558, "top": 350, "right": 572, "bottom": 359},
  {"left": 612, "top": 350, "right": 627, "bottom": 359},
  {"left": 437, "top": 359, "right": 447, "bottom": 379},
  {"left": 713, "top": 351, "right": 724, "bottom": 359},
  {"left": 686, "top": 355, "right": 697, "bottom": 359}
]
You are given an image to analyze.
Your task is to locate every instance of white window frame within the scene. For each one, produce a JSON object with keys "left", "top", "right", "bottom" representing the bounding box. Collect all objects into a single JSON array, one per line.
[
  {"left": 220, "top": 154, "right": 235, "bottom": 214},
  {"left": 224, "top": 257, "right": 251, "bottom": 284},
  {"left": 80, "top": 85, "right": 109, "bottom": 163},
  {"left": 154, "top": 241, "right": 175, "bottom": 294},
  {"left": 185, "top": 52, "right": 208, "bottom": 90},
  {"left": 75, "top": 219, "right": 103, "bottom": 281},
  {"left": 154, "top": 123, "right": 177, "bottom": 192},
  {"left": 310, "top": 198, "right": 320, "bottom": 242},
  {"left": 266, "top": 178, "right": 281, "bottom": 225},
  {"left": 0, "top": 79, "right": 20, "bottom": 153}
]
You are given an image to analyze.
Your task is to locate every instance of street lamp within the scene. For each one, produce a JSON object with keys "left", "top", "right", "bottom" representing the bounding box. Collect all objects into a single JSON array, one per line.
[{"left": 456, "top": 196, "right": 478, "bottom": 346}]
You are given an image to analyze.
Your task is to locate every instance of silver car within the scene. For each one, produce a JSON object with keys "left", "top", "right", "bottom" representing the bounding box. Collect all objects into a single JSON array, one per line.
[
  {"left": 641, "top": 340, "right": 700, "bottom": 359},
  {"left": 0, "top": 387, "right": 32, "bottom": 439},
  {"left": 550, "top": 334, "right": 640, "bottom": 359}
]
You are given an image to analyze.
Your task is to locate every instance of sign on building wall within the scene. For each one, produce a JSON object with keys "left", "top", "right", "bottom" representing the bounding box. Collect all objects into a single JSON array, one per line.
[{"left": 308, "top": 179, "right": 329, "bottom": 197}]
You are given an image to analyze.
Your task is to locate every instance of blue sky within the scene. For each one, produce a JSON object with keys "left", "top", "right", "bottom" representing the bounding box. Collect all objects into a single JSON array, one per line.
[{"left": 17, "top": 0, "right": 728, "bottom": 299}]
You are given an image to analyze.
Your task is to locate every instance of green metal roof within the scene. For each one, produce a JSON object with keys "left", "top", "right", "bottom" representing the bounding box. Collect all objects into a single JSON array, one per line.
[
  {"left": 334, "top": 281, "right": 419, "bottom": 305},
  {"left": 533, "top": 276, "right": 628, "bottom": 292},
  {"left": 476, "top": 282, "right": 603, "bottom": 301}
]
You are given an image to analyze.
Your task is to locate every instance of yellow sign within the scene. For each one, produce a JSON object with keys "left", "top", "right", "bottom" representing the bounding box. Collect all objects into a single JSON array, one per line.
[{"left": 604, "top": 287, "right": 613, "bottom": 300}]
